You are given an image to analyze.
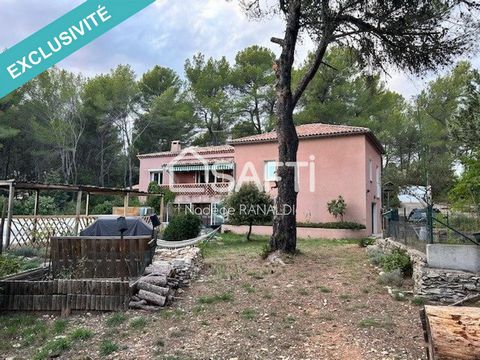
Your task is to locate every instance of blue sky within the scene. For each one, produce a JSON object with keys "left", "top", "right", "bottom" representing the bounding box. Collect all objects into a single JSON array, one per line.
[{"left": 1, "top": 0, "right": 479, "bottom": 100}]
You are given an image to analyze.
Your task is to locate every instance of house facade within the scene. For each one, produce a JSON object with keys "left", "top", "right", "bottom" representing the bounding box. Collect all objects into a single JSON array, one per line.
[{"left": 137, "top": 123, "right": 384, "bottom": 234}]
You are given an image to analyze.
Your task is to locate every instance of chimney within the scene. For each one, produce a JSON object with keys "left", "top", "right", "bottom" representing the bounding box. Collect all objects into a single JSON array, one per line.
[{"left": 170, "top": 140, "right": 181, "bottom": 152}]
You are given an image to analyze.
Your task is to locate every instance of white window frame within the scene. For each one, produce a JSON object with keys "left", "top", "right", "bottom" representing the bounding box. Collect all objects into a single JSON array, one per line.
[
  {"left": 264, "top": 161, "right": 277, "bottom": 181},
  {"left": 149, "top": 171, "right": 163, "bottom": 185},
  {"left": 368, "top": 159, "right": 373, "bottom": 182}
]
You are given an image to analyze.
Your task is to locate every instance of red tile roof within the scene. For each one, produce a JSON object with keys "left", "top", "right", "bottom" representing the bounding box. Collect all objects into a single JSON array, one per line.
[
  {"left": 138, "top": 145, "right": 234, "bottom": 159},
  {"left": 229, "top": 123, "right": 384, "bottom": 152}
]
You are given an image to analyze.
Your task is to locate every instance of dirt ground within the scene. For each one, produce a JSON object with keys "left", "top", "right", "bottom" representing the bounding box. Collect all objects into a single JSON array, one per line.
[{"left": 1, "top": 235, "right": 427, "bottom": 360}]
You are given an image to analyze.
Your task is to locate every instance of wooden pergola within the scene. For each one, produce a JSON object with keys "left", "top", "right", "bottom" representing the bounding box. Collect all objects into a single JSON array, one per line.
[{"left": 0, "top": 180, "right": 164, "bottom": 249}]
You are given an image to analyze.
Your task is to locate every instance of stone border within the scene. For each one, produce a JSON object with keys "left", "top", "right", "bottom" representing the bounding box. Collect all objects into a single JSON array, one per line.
[{"left": 375, "top": 238, "right": 480, "bottom": 303}]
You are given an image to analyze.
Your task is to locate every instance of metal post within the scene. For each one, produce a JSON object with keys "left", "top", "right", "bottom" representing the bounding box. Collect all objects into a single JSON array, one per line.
[
  {"left": 74, "top": 191, "right": 82, "bottom": 235},
  {"left": 427, "top": 204, "right": 433, "bottom": 244},
  {"left": 85, "top": 192, "right": 90, "bottom": 216},
  {"left": 5, "top": 182, "right": 14, "bottom": 249},
  {"left": 123, "top": 193, "right": 129, "bottom": 216},
  {"left": 32, "top": 190, "right": 40, "bottom": 243}
]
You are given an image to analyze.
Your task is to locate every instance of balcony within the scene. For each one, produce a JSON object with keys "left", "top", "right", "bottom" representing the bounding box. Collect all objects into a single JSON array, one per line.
[{"left": 159, "top": 183, "right": 231, "bottom": 196}]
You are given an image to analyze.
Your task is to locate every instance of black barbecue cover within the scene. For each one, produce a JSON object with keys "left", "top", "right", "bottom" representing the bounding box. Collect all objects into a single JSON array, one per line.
[{"left": 80, "top": 217, "right": 153, "bottom": 236}]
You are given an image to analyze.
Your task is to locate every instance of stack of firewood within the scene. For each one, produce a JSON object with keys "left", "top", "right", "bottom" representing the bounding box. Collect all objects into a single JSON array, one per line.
[{"left": 129, "top": 253, "right": 200, "bottom": 310}]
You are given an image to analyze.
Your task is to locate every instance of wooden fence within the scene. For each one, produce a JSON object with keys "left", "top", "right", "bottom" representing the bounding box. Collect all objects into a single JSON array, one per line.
[
  {"left": 0, "top": 278, "right": 131, "bottom": 312},
  {"left": 50, "top": 235, "right": 155, "bottom": 279}
]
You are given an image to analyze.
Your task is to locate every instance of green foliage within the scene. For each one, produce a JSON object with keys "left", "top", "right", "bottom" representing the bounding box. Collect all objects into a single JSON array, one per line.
[
  {"left": 327, "top": 196, "right": 347, "bottom": 221},
  {"left": 0, "top": 256, "right": 21, "bottom": 278},
  {"left": 260, "top": 243, "right": 271, "bottom": 259},
  {"left": 129, "top": 316, "right": 147, "bottom": 330},
  {"left": 358, "top": 238, "right": 375, "bottom": 247},
  {"left": 99, "top": 340, "right": 119, "bottom": 356},
  {"left": 53, "top": 319, "right": 68, "bottom": 334},
  {"left": 366, "top": 246, "right": 385, "bottom": 266},
  {"left": 381, "top": 249, "right": 413, "bottom": 277},
  {"left": 378, "top": 269, "right": 404, "bottom": 287},
  {"left": 147, "top": 181, "right": 176, "bottom": 212},
  {"left": 185, "top": 53, "right": 233, "bottom": 145},
  {"left": 224, "top": 182, "right": 273, "bottom": 240},
  {"left": 13, "top": 196, "right": 57, "bottom": 215},
  {"left": 163, "top": 213, "right": 202, "bottom": 241},
  {"left": 298, "top": 221, "right": 365, "bottom": 230},
  {"left": 449, "top": 156, "right": 480, "bottom": 212},
  {"left": 34, "top": 338, "right": 72, "bottom": 360},
  {"left": 197, "top": 292, "right": 233, "bottom": 304},
  {"left": 106, "top": 313, "right": 127, "bottom": 328},
  {"left": 70, "top": 327, "right": 93, "bottom": 341}
]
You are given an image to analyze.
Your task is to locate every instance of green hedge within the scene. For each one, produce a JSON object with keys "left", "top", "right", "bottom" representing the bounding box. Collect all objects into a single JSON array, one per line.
[
  {"left": 297, "top": 221, "right": 366, "bottom": 230},
  {"left": 163, "top": 213, "right": 202, "bottom": 241},
  {"left": 226, "top": 221, "right": 365, "bottom": 230}
]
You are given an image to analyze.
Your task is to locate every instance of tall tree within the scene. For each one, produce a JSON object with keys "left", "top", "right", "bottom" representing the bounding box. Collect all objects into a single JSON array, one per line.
[
  {"left": 231, "top": 45, "right": 277, "bottom": 134},
  {"left": 24, "top": 68, "right": 86, "bottom": 184},
  {"left": 242, "top": 0, "right": 480, "bottom": 253},
  {"left": 185, "top": 54, "right": 233, "bottom": 145}
]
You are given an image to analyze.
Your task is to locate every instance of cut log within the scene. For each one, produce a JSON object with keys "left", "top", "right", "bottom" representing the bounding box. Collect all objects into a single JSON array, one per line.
[
  {"left": 137, "top": 290, "right": 166, "bottom": 307},
  {"left": 129, "top": 300, "right": 147, "bottom": 308},
  {"left": 129, "top": 302, "right": 161, "bottom": 311},
  {"left": 144, "top": 263, "right": 173, "bottom": 276},
  {"left": 137, "top": 282, "right": 169, "bottom": 296},
  {"left": 422, "top": 305, "right": 480, "bottom": 360},
  {"left": 139, "top": 275, "right": 167, "bottom": 287}
]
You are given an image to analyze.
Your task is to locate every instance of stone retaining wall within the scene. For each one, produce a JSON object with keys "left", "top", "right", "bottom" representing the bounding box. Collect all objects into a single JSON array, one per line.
[{"left": 375, "top": 238, "right": 480, "bottom": 303}]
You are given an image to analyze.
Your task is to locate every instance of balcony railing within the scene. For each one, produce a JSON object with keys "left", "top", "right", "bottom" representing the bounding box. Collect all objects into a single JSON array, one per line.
[{"left": 159, "top": 183, "right": 230, "bottom": 196}]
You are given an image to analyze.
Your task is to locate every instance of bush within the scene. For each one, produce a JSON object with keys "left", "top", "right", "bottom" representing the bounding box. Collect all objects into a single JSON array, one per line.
[
  {"left": 378, "top": 269, "right": 404, "bottom": 287},
  {"left": 7, "top": 246, "right": 41, "bottom": 258},
  {"left": 297, "top": 221, "right": 366, "bottom": 230},
  {"left": 366, "top": 245, "right": 384, "bottom": 265},
  {"left": 0, "top": 256, "right": 21, "bottom": 278},
  {"left": 327, "top": 195, "right": 347, "bottom": 221},
  {"left": 381, "top": 249, "right": 413, "bottom": 277},
  {"left": 163, "top": 213, "right": 202, "bottom": 241},
  {"left": 359, "top": 237, "right": 375, "bottom": 247}
]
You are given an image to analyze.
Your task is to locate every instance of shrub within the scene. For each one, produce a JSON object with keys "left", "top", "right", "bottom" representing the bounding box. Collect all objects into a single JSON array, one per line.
[
  {"left": 327, "top": 195, "right": 347, "bottom": 221},
  {"left": 297, "top": 221, "right": 366, "bottom": 230},
  {"left": 378, "top": 269, "right": 404, "bottom": 287},
  {"left": 0, "top": 256, "right": 21, "bottom": 278},
  {"left": 99, "top": 340, "right": 118, "bottom": 356},
  {"left": 147, "top": 182, "right": 176, "bottom": 212},
  {"left": 366, "top": 246, "right": 384, "bottom": 265},
  {"left": 358, "top": 237, "right": 375, "bottom": 247},
  {"left": 381, "top": 249, "right": 413, "bottom": 277},
  {"left": 7, "top": 246, "right": 42, "bottom": 258},
  {"left": 163, "top": 213, "right": 202, "bottom": 241}
]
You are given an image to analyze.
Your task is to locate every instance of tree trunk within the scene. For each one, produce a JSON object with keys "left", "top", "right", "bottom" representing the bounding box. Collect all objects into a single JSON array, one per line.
[
  {"left": 269, "top": 0, "right": 301, "bottom": 254},
  {"left": 247, "top": 220, "right": 253, "bottom": 241}
]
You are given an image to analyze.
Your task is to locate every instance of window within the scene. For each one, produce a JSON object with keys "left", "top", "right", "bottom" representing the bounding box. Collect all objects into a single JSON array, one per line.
[
  {"left": 264, "top": 161, "right": 277, "bottom": 181},
  {"left": 369, "top": 159, "right": 373, "bottom": 182},
  {"left": 150, "top": 171, "right": 163, "bottom": 185}
]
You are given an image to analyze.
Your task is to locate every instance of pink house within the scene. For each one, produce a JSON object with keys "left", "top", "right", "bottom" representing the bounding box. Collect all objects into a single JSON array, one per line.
[{"left": 137, "top": 123, "right": 383, "bottom": 234}]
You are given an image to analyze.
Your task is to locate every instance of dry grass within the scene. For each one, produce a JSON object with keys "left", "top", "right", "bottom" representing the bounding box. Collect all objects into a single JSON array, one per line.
[{"left": 0, "top": 233, "right": 425, "bottom": 359}]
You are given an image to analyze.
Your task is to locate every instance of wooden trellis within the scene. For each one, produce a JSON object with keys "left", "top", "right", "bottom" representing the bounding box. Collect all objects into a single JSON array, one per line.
[{"left": 0, "top": 180, "right": 164, "bottom": 250}]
